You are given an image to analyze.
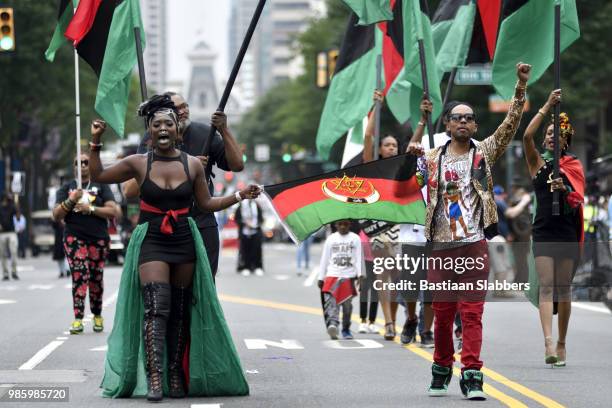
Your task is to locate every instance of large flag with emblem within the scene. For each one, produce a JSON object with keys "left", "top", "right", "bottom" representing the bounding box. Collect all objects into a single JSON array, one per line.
[
  {"left": 263, "top": 154, "right": 425, "bottom": 242},
  {"left": 491, "top": 0, "right": 580, "bottom": 99}
]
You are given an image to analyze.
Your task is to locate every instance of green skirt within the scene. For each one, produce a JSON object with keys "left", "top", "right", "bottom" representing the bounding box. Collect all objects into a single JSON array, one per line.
[{"left": 100, "top": 218, "right": 249, "bottom": 398}]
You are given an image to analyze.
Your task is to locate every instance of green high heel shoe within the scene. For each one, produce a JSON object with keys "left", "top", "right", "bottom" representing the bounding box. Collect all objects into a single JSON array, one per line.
[
  {"left": 544, "top": 336, "right": 558, "bottom": 366},
  {"left": 554, "top": 341, "right": 566, "bottom": 367}
]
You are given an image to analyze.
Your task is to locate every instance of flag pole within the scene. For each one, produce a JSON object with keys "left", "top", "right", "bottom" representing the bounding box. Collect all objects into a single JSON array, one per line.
[
  {"left": 73, "top": 7, "right": 82, "bottom": 190},
  {"left": 435, "top": 68, "right": 457, "bottom": 133},
  {"left": 552, "top": 1, "right": 561, "bottom": 216},
  {"left": 373, "top": 54, "right": 383, "bottom": 159},
  {"left": 202, "top": 0, "right": 267, "bottom": 155},
  {"left": 417, "top": 0, "right": 435, "bottom": 148},
  {"left": 134, "top": 27, "right": 148, "bottom": 130}
]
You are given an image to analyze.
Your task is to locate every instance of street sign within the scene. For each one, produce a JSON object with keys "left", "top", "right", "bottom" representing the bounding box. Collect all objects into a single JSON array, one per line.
[
  {"left": 489, "top": 94, "right": 530, "bottom": 113},
  {"left": 254, "top": 144, "right": 270, "bottom": 162},
  {"left": 455, "top": 65, "right": 492, "bottom": 85},
  {"left": 11, "top": 171, "right": 25, "bottom": 195}
]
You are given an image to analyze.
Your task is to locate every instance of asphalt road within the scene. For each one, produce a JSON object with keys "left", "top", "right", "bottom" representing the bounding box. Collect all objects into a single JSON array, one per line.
[{"left": 0, "top": 243, "right": 611, "bottom": 408}]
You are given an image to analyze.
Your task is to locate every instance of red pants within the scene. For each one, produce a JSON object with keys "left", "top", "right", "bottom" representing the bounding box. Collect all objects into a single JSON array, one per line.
[{"left": 428, "top": 240, "right": 488, "bottom": 370}]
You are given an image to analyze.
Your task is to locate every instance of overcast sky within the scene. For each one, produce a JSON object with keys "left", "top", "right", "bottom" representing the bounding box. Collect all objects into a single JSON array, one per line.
[{"left": 167, "top": 0, "right": 230, "bottom": 83}]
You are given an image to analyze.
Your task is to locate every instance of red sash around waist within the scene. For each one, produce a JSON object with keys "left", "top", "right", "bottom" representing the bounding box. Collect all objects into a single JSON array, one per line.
[{"left": 140, "top": 200, "right": 190, "bottom": 235}]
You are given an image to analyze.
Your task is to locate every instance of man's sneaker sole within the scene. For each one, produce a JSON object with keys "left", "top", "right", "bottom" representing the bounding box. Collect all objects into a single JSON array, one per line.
[
  {"left": 428, "top": 388, "right": 449, "bottom": 397},
  {"left": 466, "top": 390, "right": 486, "bottom": 400},
  {"left": 327, "top": 325, "right": 338, "bottom": 340}
]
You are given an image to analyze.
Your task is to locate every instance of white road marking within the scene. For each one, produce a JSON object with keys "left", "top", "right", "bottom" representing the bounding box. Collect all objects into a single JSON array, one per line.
[
  {"left": 303, "top": 267, "right": 319, "bottom": 287},
  {"left": 273, "top": 274, "right": 290, "bottom": 281},
  {"left": 572, "top": 302, "right": 611, "bottom": 315},
  {"left": 103, "top": 290, "right": 119, "bottom": 308},
  {"left": 19, "top": 340, "right": 65, "bottom": 370},
  {"left": 323, "top": 339, "right": 384, "bottom": 350},
  {"left": 26, "top": 284, "right": 54, "bottom": 290},
  {"left": 90, "top": 345, "right": 108, "bottom": 352},
  {"left": 0, "top": 299, "right": 16, "bottom": 305},
  {"left": 0, "top": 286, "right": 18, "bottom": 291},
  {"left": 17, "top": 265, "right": 34, "bottom": 272},
  {"left": 191, "top": 404, "right": 222, "bottom": 408},
  {"left": 245, "top": 369, "right": 259, "bottom": 374},
  {"left": 56, "top": 337, "right": 68, "bottom": 340},
  {"left": 244, "top": 339, "right": 304, "bottom": 350},
  {"left": 63, "top": 331, "right": 69, "bottom": 335},
  {"left": 63, "top": 283, "right": 72, "bottom": 289}
]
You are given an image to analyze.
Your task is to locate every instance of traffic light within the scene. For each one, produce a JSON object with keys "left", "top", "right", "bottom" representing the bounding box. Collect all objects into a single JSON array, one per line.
[
  {"left": 327, "top": 49, "right": 339, "bottom": 79},
  {"left": 315, "top": 49, "right": 339, "bottom": 88},
  {"left": 282, "top": 153, "right": 292, "bottom": 163},
  {"left": 0, "top": 7, "right": 15, "bottom": 52}
]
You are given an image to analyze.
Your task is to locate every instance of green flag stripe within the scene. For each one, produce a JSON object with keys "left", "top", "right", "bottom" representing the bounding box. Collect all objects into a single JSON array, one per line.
[
  {"left": 433, "top": 2, "right": 476, "bottom": 73},
  {"left": 342, "top": 0, "right": 393, "bottom": 25},
  {"left": 45, "top": 0, "right": 78, "bottom": 62},
  {"left": 94, "top": 0, "right": 144, "bottom": 137},
  {"left": 285, "top": 199, "right": 426, "bottom": 241},
  {"left": 491, "top": 0, "right": 579, "bottom": 99}
]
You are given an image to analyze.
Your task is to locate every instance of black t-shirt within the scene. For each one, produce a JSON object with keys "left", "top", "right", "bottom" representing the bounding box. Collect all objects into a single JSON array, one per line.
[
  {"left": 0, "top": 203, "right": 16, "bottom": 232},
  {"left": 55, "top": 180, "right": 115, "bottom": 241},
  {"left": 137, "top": 121, "right": 230, "bottom": 228}
]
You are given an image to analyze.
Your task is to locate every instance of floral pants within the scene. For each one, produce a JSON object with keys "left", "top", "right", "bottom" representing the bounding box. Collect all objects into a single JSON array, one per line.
[{"left": 63, "top": 234, "right": 109, "bottom": 319}]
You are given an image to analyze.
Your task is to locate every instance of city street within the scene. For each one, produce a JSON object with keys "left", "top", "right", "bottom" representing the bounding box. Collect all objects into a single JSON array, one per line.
[{"left": 0, "top": 243, "right": 610, "bottom": 408}]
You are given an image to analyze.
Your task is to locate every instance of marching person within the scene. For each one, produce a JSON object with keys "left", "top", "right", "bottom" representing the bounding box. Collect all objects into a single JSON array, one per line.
[
  {"left": 409, "top": 63, "right": 531, "bottom": 399},
  {"left": 523, "top": 89, "right": 584, "bottom": 368},
  {"left": 235, "top": 198, "right": 265, "bottom": 276},
  {"left": 13, "top": 208, "right": 27, "bottom": 259},
  {"left": 91, "top": 95, "right": 256, "bottom": 401},
  {"left": 318, "top": 220, "right": 363, "bottom": 340},
  {"left": 124, "top": 91, "right": 244, "bottom": 279},
  {"left": 52, "top": 153, "right": 120, "bottom": 334},
  {"left": 0, "top": 194, "right": 19, "bottom": 280}
]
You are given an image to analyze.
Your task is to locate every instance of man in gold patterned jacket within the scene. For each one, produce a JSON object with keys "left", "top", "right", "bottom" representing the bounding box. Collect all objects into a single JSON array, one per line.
[{"left": 407, "top": 63, "right": 531, "bottom": 400}]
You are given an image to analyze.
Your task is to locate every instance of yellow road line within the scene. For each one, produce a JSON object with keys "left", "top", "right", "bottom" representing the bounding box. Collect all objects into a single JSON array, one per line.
[{"left": 220, "top": 293, "right": 565, "bottom": 407}]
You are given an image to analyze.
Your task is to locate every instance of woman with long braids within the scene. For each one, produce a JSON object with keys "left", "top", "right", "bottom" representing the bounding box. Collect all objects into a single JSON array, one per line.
[
  {"left": 90, "top": 95, "right": 259, "bottom": 401},
  {"left": 523, "top": 89, "right": 584, "bottom": 367},
  {"left": 52, "top": 153, "right": 120, "bottom": 334}
]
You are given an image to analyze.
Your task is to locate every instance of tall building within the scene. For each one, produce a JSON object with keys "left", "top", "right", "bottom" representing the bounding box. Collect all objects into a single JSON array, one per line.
[
  {"left": 228, "top": 0, "right": 325, "bottom": 109},
  {"left": 140, "top": 0, "right": 167, "bottom": 94}
]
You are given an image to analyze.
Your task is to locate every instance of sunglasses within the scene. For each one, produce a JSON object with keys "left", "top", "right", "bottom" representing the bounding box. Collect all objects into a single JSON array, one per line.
[
  {"left": 74, "top": 160, "right": 89, "bottom": 167},
  {"left": 448, "top": 113, "right": 476, "bottom": 123}
]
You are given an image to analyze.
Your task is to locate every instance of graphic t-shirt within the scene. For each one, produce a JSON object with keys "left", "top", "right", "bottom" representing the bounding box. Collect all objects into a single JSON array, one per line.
[
  {"left": 432, "top": 150, "right": 484, "bottom": 243},
  {"left": 318, "top": 231, "right": 363, "bottom": 280},
  {"left": 55, "top": 180, "right": 115, "bottom": 242}
]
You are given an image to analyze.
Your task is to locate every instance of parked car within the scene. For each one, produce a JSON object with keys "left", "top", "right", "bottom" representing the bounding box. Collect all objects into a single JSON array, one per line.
[{"left": 31, "top": 210, "right": 54, "bottom": 256}]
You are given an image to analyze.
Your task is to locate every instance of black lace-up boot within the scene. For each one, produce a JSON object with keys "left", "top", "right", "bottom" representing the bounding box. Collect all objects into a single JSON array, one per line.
[{"left": 166, "top": 286, "right": 192, "bottom": 398}]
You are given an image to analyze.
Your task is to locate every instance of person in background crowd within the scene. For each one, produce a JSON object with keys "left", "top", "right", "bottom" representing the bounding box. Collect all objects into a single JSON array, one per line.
[
  {"left": 358, "top": 229, "right": 379, "bottom": 334},
  {"left": 523, "top": 89, "right": 585, "bottom": 368},
  {"left": 52, "top": 219, "right": 69, "bottom": 278},
  {"left": 235, "top": 198, "right": 265, "bottom": 277},
  {"left": 0, "top": 194, "right": 19, "bottom": 280},
  {"left": 296, "top": 234, "right": 314, "bottom": 277},
  {"left": 124, "top": 92, "right": 245, "bottom": 280},
  {"left": 506, "top": 181, "right": 532, "bottom": 283},
  {"left": 362, "top": 90, "right": 405, "bottom": 341},
  {"left": 318, "top": 220, "right": 363, "bottom": 340},
  {"left": 13, "top": 208, "right": 27, "bottom": 259},
  {"left": 52, "top": 152, "right": 120, "bottom": 335},
  {"left": 490, "top": 186, "right": 515, "bottom": 297}
]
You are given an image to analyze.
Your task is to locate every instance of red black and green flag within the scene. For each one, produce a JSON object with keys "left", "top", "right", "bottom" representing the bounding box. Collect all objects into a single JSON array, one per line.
[
  {"left": 342, "top": 0, "right": 393, "bottom": 25},
  {"left": 44, "top": 0, "right": 78, "bottom": 62},
  {"left": 492, "top": 0, "right": 579, "bottom": 99},
  {"left": 431, "top": 0, "right": 477, "bottom": 74},
  {"left": 45, "top": 0, "right": 145, "bottom": 137},
  {"left": 263, "top": 154, "right": 425, "bottom": 242}
]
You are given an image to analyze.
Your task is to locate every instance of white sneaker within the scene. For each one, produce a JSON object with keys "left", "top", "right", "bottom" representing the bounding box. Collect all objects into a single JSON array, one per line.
[
  {"left": 358, "top": 323, "right": 368, "bottom": 333},
  {"left": 254, "top": 268, "right": 264, "bottom": 276},
  {"left": 240, "top": 269, "right": 250, "bottom": 277},
  {"left": 368, "top": 323, "right": 378, "bottom": 333},
  {"left": 327, "top": 325, "right": 339, "bottom": 340}
]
